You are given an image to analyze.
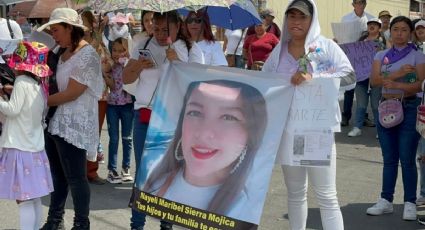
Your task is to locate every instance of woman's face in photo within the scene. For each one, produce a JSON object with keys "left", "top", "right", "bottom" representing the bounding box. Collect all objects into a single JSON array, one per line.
[
  {"left": 186, "top": 14, "right": 203, "bottom": 38},
  {"left": 181, "top": 83, "right": 248, "bottom": 183},
  {"left": 390, "top": 21, "right": 411, "bottom": 46},
  {"left": 49, "top": 24, "right": 72, "bottom": 48},
  {"left": 286, "top": 9, "right": 312, "bottom": 40}
]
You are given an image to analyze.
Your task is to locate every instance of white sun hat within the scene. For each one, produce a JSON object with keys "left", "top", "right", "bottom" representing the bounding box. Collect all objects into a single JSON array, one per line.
[{"left": 37, "top": 8, "right": 87, "bottom": 32}]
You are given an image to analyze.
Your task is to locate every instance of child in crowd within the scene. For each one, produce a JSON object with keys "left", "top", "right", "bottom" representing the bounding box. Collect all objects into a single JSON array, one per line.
[
  {"left": 105, "top": 37, "right": 134, "bottom": 184},
  {"left": 0, "top": 41, "right": 53, "bottom": 229}
]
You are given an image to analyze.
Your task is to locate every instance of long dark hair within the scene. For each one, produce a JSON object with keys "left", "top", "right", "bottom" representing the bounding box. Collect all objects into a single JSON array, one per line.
[
  {"left": 186, "top": 9, "right": 215, "bottom": 42},
  {"left": 81, "top": 11, "right": 95, "bottom": 36},
  {"left": 143, "top": 80, "right": 268, "bottom": 215},
  {"left": 59, "top": 22, "right": 85, "bottom": 52},
  {"left": 141, "top": 10, "right": 153, "bottom": 34},
  {"left": 153, "top": 11, "right": 192, "bottom": 50}
]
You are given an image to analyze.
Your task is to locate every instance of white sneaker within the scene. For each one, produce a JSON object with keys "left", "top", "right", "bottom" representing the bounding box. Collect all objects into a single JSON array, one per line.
[
  {"left": 417, "top": 196, "right": 425, "bottom": 206},
  {"left": 366, "top": 198, "right": 393, "bottom": 215},
  {"left": 121, "top": 168, "right": 134, "bottom": 182},
  {"left": 348, "top": 127, "right": 362, "bottom": 137},
  {"left": 403, "top": 202, "right": 417, "bottom": 220}
]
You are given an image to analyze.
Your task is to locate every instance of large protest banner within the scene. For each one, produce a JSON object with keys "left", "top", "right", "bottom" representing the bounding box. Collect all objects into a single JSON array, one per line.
[
  {"left": 132, "top": 62, "right": 293, "bottom": 229},
  {"left": 339, "top": 41, "right": 378, "bottom": 82}
]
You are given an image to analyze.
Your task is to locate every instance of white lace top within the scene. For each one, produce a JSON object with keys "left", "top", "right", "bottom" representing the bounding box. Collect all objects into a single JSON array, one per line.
[{"left": 48, "top": 45, "right": 104, "bottom": 161}]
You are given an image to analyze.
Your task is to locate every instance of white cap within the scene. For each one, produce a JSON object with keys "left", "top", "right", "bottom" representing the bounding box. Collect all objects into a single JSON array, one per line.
[
  {"left": 367, "top": 18, "right": 382, "bottom": 27},
  {"left": 416, "top": 20, "right": 425, "bottom": 30}
]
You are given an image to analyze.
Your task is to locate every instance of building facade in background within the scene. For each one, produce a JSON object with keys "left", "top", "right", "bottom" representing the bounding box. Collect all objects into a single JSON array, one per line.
[{"left": 266, "top": 0, "right": 411, "bottom": 38}]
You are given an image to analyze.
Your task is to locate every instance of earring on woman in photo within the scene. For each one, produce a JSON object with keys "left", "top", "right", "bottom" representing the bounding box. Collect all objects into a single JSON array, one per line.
[
  {"left": 174, "top": 139, "right": 184, "bottom": 161},
  {"left": 230, "top": 146, "right": 247, "bottom": 174}
]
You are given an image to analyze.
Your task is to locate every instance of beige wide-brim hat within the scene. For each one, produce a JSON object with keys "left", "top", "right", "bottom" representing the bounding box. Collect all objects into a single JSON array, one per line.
[{"left": 37, "top": 8, "right": 87, "bottom": 32}]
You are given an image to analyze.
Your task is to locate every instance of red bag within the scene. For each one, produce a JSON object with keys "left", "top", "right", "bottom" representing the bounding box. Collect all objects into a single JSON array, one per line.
[{"left": 139, "top": 108, "right": 152, "bottom": 124}]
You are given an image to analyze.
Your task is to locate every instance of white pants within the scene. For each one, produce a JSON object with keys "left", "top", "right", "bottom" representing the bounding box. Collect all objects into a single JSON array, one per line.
[{"left": 282, "top": 152, "right": 344, "bottom": 230}]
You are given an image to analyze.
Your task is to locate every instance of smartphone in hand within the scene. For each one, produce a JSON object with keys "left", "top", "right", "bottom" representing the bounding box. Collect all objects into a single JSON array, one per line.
[{"left": 138, "top": 49, "right": 157, "bottom": 68}]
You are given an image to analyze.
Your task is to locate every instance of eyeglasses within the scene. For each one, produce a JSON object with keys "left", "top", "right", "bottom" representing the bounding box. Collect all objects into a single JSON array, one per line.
[{"left": 186, "top": 17, "right": 203, "bottom": 24}]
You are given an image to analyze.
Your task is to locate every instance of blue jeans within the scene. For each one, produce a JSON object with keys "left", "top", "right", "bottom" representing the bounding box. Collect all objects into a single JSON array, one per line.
[
  {"left": 418, "top": 138, "right": 425, "bottom": 197},
  {"left": 131, "top": 109, "right": 148, "bottom": 229},
  {"left": 342, "top": 88, "right": 354, "bottom": 121},
  {"left": 370, "top": 86, "right": 382, "bottom": 125},
  {"left": 235, "top": 55, "right": 245, "bottom": 69},
  {"left": 130, "top": 109, "right": 172, "bottom": 229},
  {"left": 106, "top": 103, "right": 134, "bottom": 171},
  {"left": 44, "top": 132, "right": 90, "bottom": 226},
  {"left": 353, "top": 79, "right": 370, "bottom": 128},
  {"left": 377, "top": 97, "right": 421, "bottom": 203}
]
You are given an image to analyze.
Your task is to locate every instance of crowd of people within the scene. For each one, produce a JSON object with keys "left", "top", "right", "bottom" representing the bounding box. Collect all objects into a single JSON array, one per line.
[{"left": 2, "top": 0, "right": 425, "bottom": 229}]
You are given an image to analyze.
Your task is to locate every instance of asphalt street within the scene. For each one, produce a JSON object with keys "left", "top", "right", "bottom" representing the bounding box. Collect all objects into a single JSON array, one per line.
[{"left": 1, "top": 124, "right": 425, "bottom": 230}]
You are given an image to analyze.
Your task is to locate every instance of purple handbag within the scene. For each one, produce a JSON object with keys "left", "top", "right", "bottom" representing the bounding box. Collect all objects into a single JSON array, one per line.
[{"left": 378, "top": 98, "right": 404, "bottom": 128}]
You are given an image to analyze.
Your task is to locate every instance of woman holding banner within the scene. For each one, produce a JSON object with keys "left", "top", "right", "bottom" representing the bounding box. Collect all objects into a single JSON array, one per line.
[
  {"left": 367, "top": 16, "right": 425, "bottom": 221},
  {"left": 123, "top": 11, "right": 203, "bottom": 230},
  {"left": 262, "top": 0, "right": 355, "bottom": 229},
  {"left": 143, "top": 80, "right": 267, "bottom": 224}
]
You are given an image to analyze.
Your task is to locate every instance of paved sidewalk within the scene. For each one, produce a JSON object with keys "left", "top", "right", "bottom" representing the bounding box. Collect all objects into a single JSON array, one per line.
[{"left": 1, "top": 125, "right": 424, "bottom": 230}]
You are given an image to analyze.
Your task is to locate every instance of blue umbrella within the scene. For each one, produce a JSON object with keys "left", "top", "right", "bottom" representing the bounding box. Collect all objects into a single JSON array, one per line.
[{"left": 179, "top": 0, "right": 262, "bottom": 30}]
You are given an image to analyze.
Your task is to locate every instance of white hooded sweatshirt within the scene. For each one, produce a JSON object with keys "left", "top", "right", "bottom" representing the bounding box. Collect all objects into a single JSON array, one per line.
[
  {"left": 262, "top": 0, "right": 355, "bottom": 89},
  {"left": 262, "top": 0, "right": 355, "bottom": 165}
]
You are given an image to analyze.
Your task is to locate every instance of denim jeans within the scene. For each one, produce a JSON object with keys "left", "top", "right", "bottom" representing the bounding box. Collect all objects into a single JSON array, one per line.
[
  {"left": 353, "top": 79, "right": 370, "bottom": 128},
  {"left": 235, "top": 55, "right": 245, "bottom": 69},
  {"left": 106, "top": 103, "right": 134, "bottom": 171},
  {"left": 44, "top": 132, "right": 90, "bottom": 225},
  {"left": 130, "top": 110, "right": 172, "bottom": 229},
  {"left": 418, "top": 138, "right": 425, "bottom": 197},
  {"left": 377, "top": 97, "right": 421, "bottom": 203},
  {"left": 342, "top": 88, "right": 354, "bottom": 121},
  {"left": 131, "top": 109, "right": 149, "bottom": 229},
  {"left": 370, "top": 86, "right": 382, "bottom": 125}
]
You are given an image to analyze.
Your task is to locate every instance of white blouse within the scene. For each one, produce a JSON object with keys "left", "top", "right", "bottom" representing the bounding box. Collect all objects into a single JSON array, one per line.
[
  {"left": 48, "top": 45, "right": 104, "bottom": 161},
  {"left": 196, "top": 40, "right": 227, "bottom": 66}
]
